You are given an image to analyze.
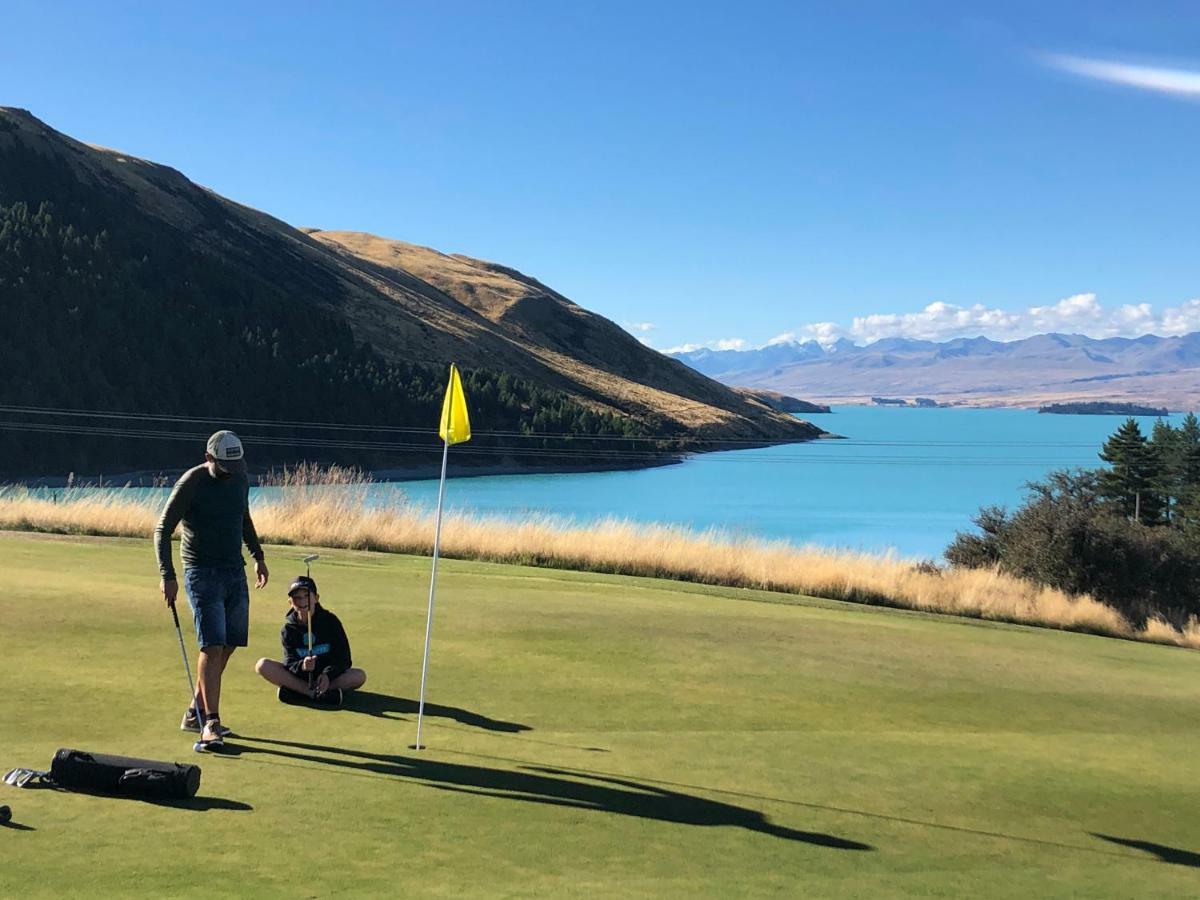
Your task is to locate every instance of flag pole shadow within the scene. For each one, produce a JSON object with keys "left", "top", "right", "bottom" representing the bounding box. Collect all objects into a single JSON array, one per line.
[
  {"left": 232, "top": 735, "right": 872, "bottom": 850},
  {"left": 342, "top": 690, "right": 532, "bottom": 733}
]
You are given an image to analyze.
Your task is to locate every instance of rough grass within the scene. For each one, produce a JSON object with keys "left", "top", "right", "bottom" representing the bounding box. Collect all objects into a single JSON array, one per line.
[{"left": 1, "top": 466, "right": 1197, "bottom": 649}]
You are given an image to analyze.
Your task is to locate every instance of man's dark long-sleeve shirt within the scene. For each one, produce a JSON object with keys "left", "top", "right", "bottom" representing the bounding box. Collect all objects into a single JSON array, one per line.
[
  {"left": 282, "top": 606, "right": 352, "bottom": 681},
  {"left": 154, "top": 464, "right": 264, "bottom": 580}
]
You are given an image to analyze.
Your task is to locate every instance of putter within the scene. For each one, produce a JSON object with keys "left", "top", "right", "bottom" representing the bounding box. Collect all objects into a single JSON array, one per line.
[
  {"left": 303, "top": 555, "right": 319, "bottom": 694},
  {"left": 168, "top": 600, "right": 210, "bottom": 753}
]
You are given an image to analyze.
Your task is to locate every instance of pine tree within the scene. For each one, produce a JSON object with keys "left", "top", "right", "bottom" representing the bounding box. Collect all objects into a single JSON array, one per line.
[
  {"left": 1149, "top": 418, "right": 1182, "bottom": 523},
  {"left": 1175, "top": 412, "right": 1200, "bottom": 530},
  {"left": 1098, "top": 418, "right": 1162, "bottom": 524}
]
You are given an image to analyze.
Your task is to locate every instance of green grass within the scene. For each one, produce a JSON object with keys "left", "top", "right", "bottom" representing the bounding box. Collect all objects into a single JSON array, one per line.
[{"left": 3, "top": 532, "right": 1199, "bottom": 898}]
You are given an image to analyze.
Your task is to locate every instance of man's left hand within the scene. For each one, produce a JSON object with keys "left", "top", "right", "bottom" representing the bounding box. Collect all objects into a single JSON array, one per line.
[
  {"left": 315, "top": 673, "right": 331, "bottom": 696},
  {"left": 254, "top": 558, "right": 269, "bottom": 589}
]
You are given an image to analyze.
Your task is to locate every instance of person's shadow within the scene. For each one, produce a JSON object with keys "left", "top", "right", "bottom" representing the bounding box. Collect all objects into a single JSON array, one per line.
[
  {"left": 343, "top": 691, "right": 531, "bottom": 733},
  {"left": 1092, "top": 834, "right": 1200, "bottom": 868},
  {"left": 234, "top": 736, "right": 871, "bottom": 850}
]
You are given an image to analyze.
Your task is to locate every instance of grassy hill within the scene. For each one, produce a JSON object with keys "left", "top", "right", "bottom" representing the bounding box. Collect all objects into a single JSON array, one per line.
[
  {"left": 4, "top": 532, "right": 1198, "bottom": 897},
  {"left": 0, "top": 108, "right": 818, "bottom": 477}
]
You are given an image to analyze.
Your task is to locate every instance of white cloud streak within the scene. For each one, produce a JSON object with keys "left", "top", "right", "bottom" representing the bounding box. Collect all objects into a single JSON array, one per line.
[
  {"left": 623, "top": 321, "right": 657, "bottom": 333},
  {"left": 663, "top": 337, "right": 748, "bottom": 354},
  {"left": 842, "top": 294, "right": 1200, "bottom": 343},
  {"left": 670, "top": 295, "right": 1200, "bottom": 354},
  {"left": 1045, "top": 53, "right": 1200, "bottom": 98}
]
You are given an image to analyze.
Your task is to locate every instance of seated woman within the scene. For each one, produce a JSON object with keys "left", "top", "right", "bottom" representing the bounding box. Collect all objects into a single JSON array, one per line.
[{"left": 254, "top": 575, "right": 366, "bottom": 706}]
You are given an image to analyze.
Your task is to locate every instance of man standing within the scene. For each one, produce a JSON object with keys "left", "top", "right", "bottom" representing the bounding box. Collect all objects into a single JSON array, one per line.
[{"left": 154, "top": 430, "right": 269, "bottom": 748}]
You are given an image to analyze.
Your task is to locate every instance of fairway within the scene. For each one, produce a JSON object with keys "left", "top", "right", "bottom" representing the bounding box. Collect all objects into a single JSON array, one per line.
[{"left": 3, "top": 532, "right": 1199, "bottom": 897}]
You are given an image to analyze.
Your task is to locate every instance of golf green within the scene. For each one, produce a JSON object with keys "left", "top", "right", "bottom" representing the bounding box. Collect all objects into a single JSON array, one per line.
[{"left": 3, "top": 532, "right": 1198, "bottom": 897}]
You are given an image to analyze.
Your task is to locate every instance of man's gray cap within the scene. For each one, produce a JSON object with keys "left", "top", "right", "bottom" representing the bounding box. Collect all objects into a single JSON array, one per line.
[{"left": 206, "top": 430, "right": 247, "bottom": 474}]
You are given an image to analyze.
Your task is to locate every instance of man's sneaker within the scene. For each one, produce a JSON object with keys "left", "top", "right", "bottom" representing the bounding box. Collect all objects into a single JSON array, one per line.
[
  {"left": 180, "top": 709, "right": 232, "bottom": 737},
  {"left": 196, "top": 720, "right": 225, "bottom": 749},
  {"left": 277, "top": 686, "right": 309, "bottom": 705},
  {"left": 312, "top": 688, "right": 343, "bottom": 707}
]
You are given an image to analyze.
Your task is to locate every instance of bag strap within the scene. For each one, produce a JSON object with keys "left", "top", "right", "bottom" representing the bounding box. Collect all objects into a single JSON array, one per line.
[{"left": 118, "top": 768, "right": 169, "bottom": 786}]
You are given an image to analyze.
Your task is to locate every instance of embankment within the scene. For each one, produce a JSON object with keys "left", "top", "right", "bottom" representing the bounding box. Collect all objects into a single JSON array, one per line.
[{"left": 1, "top": 479, "right": 1196, "bottom": 650}]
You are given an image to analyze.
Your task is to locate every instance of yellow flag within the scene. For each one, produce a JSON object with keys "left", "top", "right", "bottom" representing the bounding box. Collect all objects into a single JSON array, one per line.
[{"left": 438, "top": 364, "right": 472, "bottom": 445}]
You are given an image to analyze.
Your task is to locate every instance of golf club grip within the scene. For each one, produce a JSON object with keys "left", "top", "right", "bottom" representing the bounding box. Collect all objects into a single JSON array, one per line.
[{"left": 169, "top": 602, "right": 181, "bottom": 628}]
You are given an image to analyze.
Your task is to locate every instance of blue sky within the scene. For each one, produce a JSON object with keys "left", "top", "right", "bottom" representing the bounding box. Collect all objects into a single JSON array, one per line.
[{"left": 5, "top": 1, "right": 1199, "bottom": 350}]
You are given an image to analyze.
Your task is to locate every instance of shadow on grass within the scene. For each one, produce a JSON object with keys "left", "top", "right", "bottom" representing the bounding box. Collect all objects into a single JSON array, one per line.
[
  {"left": 231, "top": 736, "right": 871, "bottom": 849},
  {"left": 1092, "top": 834, "right": 1200, "bottom": 868},
  {"left": 343, "top": 691, "right": 532, "bottom": 734},
  {"left": 384, "top": 746, "right": 1189, "bottom": 866},
  {"left": 8, "top": 779, "right": 250, "bottom": 812},
  {"left": 134, "top": 795, "right": 252, "bottom": 812},
  {"left": 2, "top": 820, "right": 35, "bottom": 831}
]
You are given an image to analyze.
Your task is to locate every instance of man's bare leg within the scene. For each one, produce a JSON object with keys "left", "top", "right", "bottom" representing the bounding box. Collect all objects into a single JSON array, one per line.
[
  {"left": 196, "top": 646, "right": 232, "bottom": 720},
  {"left": 194, "top": 646, "right": 235, "bottom": 720}
]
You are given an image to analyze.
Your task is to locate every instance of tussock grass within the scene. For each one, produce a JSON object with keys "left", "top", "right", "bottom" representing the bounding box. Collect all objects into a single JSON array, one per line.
[{"left": 2, "top": 467, "right": 1196, "bottom": 649}]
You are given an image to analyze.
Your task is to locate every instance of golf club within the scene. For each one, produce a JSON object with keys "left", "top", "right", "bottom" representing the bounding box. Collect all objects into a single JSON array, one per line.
[
  {"left": 303, "top": 555, "right": 319, "bottom": 693},
  {"left": 168, "top": 600, "right": 206, "bottom": 753}
]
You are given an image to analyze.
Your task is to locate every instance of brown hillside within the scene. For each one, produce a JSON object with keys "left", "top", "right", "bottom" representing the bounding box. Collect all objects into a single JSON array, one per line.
[
  {"left": 0, "top": 107, "right": 819, "bottom": 443},
  {"left": 308, "top": 230, "right": 819, "bottom": 438}
]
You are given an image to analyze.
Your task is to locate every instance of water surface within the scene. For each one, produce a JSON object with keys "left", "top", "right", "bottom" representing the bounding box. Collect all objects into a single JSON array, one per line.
[{"left": 383, "top": 406, "right": 1185, "bottom": 559}]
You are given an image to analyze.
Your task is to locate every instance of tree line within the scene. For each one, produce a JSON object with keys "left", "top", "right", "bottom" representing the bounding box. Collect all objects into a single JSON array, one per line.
[{"left": 946, "top": 415, "right": 1200, "bottom": 627}]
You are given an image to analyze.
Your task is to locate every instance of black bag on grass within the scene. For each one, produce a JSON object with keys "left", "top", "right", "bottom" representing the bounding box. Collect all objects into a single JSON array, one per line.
[{"left": 50, "top": 749, "right": 200, "bottom": 799}]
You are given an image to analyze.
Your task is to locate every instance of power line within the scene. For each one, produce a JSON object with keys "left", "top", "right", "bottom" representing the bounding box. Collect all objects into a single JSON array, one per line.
[
  {"left": 0, "top": 402, "right": 1112, "bottom": 448},
  {"left": 0, "top": 420, "right": 1101, "bottom": 468}
]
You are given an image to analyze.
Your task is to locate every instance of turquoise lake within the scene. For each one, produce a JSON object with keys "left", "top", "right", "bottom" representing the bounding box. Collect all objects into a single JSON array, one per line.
[{"left": 370, "top": 406, "right": 1187, "bottom": 560}]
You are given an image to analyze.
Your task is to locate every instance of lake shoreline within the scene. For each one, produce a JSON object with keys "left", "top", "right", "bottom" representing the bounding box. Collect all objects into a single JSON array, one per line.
[
  {"left": 1, "top": 455, "right": 684, "bottom": 488},
  {"left": 3, "top": 434, "right": 843, "bottom": 488}
]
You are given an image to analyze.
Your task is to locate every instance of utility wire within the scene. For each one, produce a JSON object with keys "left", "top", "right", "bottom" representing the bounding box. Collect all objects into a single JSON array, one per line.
[
  {"left": 0, "top": 420, "right": 1100, "bottom": 467},
  {"left": 0, "top": 402, "right": 1115, "bottom": 448}
]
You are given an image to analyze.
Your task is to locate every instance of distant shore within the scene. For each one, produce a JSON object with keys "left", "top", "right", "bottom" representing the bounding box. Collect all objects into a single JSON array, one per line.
[
  {"left": 1, "top": 456, "right": 683, "bottom": 489},
  {"left": 2, "top": 433, "right": 844, "bottom": 488},
  {"left": 802, "top": 396, "right": 1188, "bottom": 413}
]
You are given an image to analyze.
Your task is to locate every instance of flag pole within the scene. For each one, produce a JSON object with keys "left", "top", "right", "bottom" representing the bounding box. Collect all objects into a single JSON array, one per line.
[{"left": 414, "top": 435, "right": 450, "bottom": 750}]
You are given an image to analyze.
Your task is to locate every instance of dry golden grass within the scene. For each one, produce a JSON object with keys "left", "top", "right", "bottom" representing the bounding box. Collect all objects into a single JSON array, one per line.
[
  {"left": 312, "top": 230, "right": 811, "bottom": 437},
  {"left": 3, "top": 468, "right": 1196, "bottom": 649}
]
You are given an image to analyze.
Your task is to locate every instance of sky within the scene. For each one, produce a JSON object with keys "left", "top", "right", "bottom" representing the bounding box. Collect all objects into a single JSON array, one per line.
[{"left": 4, "top": 1, "right": 1199, "bottom": 352}]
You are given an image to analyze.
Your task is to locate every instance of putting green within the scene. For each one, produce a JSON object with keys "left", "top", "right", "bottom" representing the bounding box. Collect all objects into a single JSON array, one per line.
[{"left": 2, "top": 532, "right": 1199, "bottom": 897}]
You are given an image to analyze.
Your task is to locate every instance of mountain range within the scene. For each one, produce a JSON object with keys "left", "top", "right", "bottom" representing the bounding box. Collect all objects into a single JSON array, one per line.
[
  {"left": 0, "top": 108, "right": 819, "bottom": 476},
  {"left": 672, "top": 333, "right": 1200, "bottom": 409}
]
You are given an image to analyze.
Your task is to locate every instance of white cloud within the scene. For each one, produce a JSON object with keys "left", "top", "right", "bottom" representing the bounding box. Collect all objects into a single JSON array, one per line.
[
  {"left": 623, "top": 321, "right": 657, "bottom": 333},
  {"left": 801, "top": 322, "right": 845, "bottom": 348},
  {"left": 1045, "top": 53, "right": 1200, "bottom": 99},
  {"left": 1160, "top": 298, "right": 1200, "bottom": 335},
  {"left": 837, "top": 294, "right": 1200, "bottom": 344},
  {"left": 847, "top": 301, "right": 1024, "bottom": 344},
  {"left": 669, "top": 295, "right": 1200, "bottom": 354},
  {"left": 1027, "top": 292, "right": 1103, "bottom": 332},
  {"left": 663, "top": 337, "right": 748, "bottom": 354},
  {"left": 766, "top": 326, "right": 844, "bottom": 348}
]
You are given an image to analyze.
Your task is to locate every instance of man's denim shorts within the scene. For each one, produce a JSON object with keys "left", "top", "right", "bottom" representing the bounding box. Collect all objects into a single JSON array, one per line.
[{"left": 183, "top": 566, "right": 250, "bottom": 649}]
